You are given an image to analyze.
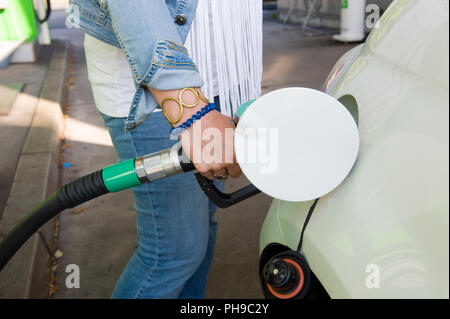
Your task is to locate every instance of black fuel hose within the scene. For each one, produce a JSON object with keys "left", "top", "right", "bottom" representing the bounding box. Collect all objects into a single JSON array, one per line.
[
  {"left": 0, "top": 170, "right": 108, "bottom": 271},
  {"left": 0, "top": 144, "right": 260, "bottom": 272}
]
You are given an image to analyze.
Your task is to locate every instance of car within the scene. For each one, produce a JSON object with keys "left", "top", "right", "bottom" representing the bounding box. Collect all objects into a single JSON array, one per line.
[{"left": 259, "top": 0, "right": 449, "bottom": 299}]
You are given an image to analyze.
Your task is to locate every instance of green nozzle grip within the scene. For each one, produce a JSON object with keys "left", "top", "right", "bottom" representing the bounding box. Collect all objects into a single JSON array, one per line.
[
  {"left": 102, "top": 159, "right": 141, "bottom": 193},
  {"left": 236, "top": 99, "right": 256, "bottom": 119}
]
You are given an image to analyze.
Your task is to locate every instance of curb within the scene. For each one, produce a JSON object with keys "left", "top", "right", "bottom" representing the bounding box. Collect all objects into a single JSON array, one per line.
[{"left": 0, "top": 40, "right": 68, "bottom": 298}]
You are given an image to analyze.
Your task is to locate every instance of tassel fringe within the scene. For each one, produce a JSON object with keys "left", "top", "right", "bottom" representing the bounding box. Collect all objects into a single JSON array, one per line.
[{"left": 185, "top": 0, "right": 263, "bottom": 117}]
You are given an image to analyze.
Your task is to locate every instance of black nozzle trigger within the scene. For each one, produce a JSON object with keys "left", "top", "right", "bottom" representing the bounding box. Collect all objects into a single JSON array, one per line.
[
  {"left": 194, "top": 174, "right": 261, "bottom": 208},
  {"left": 177, "top": 146, "right": 261, "bottom": 208}
]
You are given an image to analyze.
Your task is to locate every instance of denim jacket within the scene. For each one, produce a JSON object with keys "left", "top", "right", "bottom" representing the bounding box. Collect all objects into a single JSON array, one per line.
[{"left": 68, "top": 0, "right": 203, "bottom": 130}]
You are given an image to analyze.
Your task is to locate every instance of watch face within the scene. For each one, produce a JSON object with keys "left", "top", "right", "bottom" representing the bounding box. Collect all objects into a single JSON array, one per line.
[{"left": 235, "top": 87, "right": 360, "bottom": 202}]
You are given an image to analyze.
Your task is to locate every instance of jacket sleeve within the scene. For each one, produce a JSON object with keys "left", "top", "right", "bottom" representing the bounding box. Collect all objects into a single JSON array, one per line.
[{"left": 105, "top": 0, "right": 203, "bottom": 91}]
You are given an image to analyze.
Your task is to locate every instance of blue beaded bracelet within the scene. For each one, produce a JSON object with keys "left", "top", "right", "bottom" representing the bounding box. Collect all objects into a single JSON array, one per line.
[{"left": 170, "top": 103, "right": 217, "bottom": 138}]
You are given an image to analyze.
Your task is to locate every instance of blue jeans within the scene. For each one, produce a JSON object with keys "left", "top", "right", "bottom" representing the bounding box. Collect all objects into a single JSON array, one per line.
[{"left": 101, "top": 111, "right": 223, "bottom": 299}]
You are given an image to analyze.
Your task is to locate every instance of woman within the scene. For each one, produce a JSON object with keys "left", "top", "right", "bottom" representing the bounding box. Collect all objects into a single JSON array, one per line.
[{"left": 70, "top": 0, "right": 262, "bottom": 298}]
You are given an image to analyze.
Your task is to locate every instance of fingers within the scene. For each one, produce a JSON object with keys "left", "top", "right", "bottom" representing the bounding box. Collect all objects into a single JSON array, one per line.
[
  {"left": 226, "top": 163, "right": 242, "bottom": 179},
  {"left": 200, "top": 168, "right": 229, "bottom": 181},
  {"left": 201, "top": 170, "right": 215, "bottom": 181},
  {"left": 180, "top": 111, "right": 242, "bottom": 181},
  {"left": 200, "top": 166, "right": 240, "bottom": 181},
  {"left": 213, "top": 168, "right": 229, "bottom": 180}
]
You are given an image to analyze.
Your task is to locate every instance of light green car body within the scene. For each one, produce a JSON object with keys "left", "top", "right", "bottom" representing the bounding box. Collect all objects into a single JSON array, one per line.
[{"left": 260, "top": 0, "right": 449, "bottom": 298}]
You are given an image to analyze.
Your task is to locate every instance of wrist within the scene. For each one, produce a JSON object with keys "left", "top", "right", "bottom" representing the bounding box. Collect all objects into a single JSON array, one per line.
[
  {"left": 151, "top": 87, "right": 210, "bottom": 126},
  {"left": 171, "top": 104, "right": 219, "bottom": 139},
  {"left": 172, "top": 101, "right": 208, "bottom": 128}
]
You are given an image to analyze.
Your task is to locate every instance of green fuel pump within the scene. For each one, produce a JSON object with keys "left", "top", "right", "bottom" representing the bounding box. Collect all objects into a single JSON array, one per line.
[{"left": 0, "top": 0, "right": 38, "bottom": 43}]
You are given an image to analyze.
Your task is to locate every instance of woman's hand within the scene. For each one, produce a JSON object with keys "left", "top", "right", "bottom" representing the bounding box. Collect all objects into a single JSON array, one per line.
[
  {"left": 149, "top": 87, "right": 242, "bottom": 180},
  {"left": 180, "top": 110, "right": 242, "bottom": 180}
]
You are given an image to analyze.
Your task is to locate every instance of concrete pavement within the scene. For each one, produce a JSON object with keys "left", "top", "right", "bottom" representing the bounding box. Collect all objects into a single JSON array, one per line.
[{"left": 0, "top": 40, "right": 68, "bottom": 298}]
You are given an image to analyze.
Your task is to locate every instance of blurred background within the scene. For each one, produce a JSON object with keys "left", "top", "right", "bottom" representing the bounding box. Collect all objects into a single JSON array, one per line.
[{"left": 0, "top": 0, "right": 391, "bottom": 298}]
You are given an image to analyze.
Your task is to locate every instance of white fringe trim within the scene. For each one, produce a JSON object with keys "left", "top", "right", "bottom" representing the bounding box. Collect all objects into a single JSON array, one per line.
[{"left": 185, "top": 0, "right": 263, "bottom": 117}]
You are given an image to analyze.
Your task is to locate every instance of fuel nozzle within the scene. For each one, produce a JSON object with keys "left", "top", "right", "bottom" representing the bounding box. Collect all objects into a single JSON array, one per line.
[{"left": 134, "top": 142, "right": 190, "bottom": 183}]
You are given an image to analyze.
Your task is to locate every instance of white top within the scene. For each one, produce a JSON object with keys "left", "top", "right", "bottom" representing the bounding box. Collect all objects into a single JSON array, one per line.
[{"left": 84, "top": 33, "right": 140, "bottom": 118}]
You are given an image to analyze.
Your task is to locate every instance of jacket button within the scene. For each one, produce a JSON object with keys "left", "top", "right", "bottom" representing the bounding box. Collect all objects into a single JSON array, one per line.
[{"left": 175, "top": 14, "right": 187, "bottom": 25}]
